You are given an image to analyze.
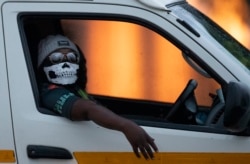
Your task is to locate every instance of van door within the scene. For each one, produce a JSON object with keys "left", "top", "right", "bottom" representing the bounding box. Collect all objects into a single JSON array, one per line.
[
  {"left": 2, "top": 1, "right": 250, "bottom": 164},
  {"left": 0, "top": 17, "right": 16, "bottom": 163}
]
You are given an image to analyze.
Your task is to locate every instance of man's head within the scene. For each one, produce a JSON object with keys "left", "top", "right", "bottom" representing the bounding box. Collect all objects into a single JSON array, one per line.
[{"left": 38, "top": 35, "right": 80, "bottom": 85}]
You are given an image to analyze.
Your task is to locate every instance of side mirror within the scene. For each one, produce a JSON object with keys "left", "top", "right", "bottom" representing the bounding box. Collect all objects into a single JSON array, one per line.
[{"left": 224, "top": 81, "right": 250, "bottom": 133}]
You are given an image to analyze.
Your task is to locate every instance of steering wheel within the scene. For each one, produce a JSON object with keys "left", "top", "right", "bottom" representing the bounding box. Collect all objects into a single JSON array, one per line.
[
  {"left": 165, "top": 79, "right": 198, "bottom": 123},
  {"left": 205, "top": 89, "right": 225, "bottom": 126}
]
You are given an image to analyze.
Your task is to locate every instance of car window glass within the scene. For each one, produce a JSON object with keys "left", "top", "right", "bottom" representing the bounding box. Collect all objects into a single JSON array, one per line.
[{"left": 62, "top": 19, "right": 220, "bottom": 107}]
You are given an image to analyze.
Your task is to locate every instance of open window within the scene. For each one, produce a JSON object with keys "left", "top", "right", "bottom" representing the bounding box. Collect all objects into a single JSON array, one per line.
[{"left": 20, "top": 15, "right": 228, "bottom": 134}]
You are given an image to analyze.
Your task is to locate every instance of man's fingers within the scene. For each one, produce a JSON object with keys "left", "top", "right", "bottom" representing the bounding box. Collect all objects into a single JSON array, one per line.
[
  {"left": 130, "top": 132, "right": 158, "bottom": 160},
  {"left": 148, "top": 138, "right": 158, "bottom": 152},
  {"left": 139, "top": 145, "right": 150, "bottom": 160},
  {"left": 145, "top": 144, "right": 154, "bottom": 159},
  {"left": 133, "top": 144, "right": 157, "bottom": 160},
  {"left": 133, "top": 146, "right": 141, "bottom": 158}
]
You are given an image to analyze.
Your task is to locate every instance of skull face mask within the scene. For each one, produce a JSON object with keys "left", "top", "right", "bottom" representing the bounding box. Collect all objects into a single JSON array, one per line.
[{"left": 43, "top": 62, "right": 79, "bottom": 85}]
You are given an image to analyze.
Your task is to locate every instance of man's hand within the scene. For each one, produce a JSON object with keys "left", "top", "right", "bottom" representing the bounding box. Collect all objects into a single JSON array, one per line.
[{"left": 122, "top": 121, "right": 158, "bottom": 160}]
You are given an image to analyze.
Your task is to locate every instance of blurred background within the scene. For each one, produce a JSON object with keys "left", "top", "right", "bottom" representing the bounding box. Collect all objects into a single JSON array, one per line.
[{"left": 188, "top": 0, "right": 250, "bottom": 49}]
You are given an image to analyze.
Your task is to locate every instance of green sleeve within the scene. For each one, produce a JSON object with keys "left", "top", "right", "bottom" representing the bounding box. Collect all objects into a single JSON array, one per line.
[{"left": 40, "top": 85, "right": 80, "bottom": 120}]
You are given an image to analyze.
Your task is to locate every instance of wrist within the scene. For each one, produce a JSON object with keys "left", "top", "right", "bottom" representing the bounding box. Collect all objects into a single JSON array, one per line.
[{"left": 119, "top": 119, "right": 136, "bottom": 133}]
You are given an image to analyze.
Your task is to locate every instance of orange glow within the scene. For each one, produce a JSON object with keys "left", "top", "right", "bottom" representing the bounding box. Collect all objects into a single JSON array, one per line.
[
  {"left": 63, "top": 21, "right": 189, "bottom": 102},
  {"left": 188, "top": 0, "right": 250, "bottom": 49},
  {"left": 63, "top": 20, "right": 218, "bottom": 106}
]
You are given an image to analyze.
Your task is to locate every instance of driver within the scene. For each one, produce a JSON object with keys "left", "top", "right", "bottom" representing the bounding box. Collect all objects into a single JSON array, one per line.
[{"left": 37, "top": 34, "right": 158, "bottom": 160}]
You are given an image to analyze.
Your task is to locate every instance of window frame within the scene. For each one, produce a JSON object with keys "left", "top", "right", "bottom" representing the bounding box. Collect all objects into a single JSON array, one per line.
[{"left": 18, "top": 12, "right": 230, "bottom": 135}]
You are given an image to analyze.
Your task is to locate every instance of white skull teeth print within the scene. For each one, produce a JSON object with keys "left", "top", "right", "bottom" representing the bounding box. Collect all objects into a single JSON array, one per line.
[{"left": 43, "top": 62, "right": 79, "bottom": 85}]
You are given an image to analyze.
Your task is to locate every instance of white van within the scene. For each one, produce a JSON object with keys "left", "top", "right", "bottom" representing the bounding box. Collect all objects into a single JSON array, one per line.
[{"left": 1, "top": 0, "right": 250, "bottom": 163}]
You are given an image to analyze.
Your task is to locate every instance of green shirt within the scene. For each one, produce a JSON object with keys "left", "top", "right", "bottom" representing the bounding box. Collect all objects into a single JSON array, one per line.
[{"left": 40, "top": 83, "right": 89, "bottom": 120}]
